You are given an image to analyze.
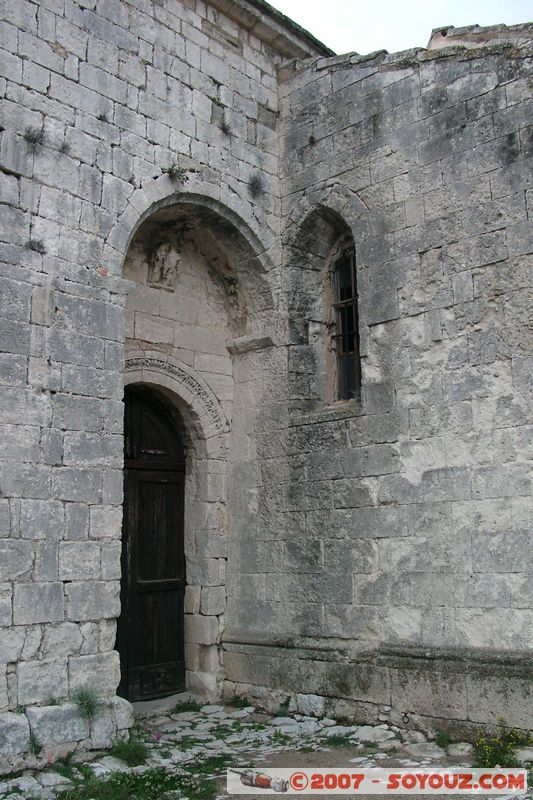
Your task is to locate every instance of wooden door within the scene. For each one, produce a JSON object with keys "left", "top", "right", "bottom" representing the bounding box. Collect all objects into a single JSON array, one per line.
[{"left": 117, "top": 387, "right": 186, "bottom": 701}]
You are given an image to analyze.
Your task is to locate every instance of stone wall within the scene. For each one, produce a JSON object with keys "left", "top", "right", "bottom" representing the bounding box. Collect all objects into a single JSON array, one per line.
[
  {"left": 0, "top": 0, "right": 327, "bottom": 770},
  {"left": 224, "top": 39, "right": 533, "bottom": 731},
  {"left": 0, "top": 0, "right": 532, "bottom": 768}
]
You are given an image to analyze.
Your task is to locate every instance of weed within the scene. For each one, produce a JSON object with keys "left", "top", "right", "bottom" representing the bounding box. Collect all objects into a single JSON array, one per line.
[
  {"left": 72, "top": 685, "right": 99, "bottom": 721},
  {"left": 360, "top": 740, "right": 378, "bottom": 749},
  {"left": 25, "top": 239, "right": 46, "bottom": 254},
  {"left": 54, "top": 753, "right": 79, "bottom": 781},
  {"left": 245, "top": 721, "right": 268, "bottom": 732},
  {"left": 28, "top": 731, "right": 42, "bottom": 756},
  {"left": 325, "top": 733, "right": 356, "bottom": 748},
  {"left": 45, "top": 694, "right": 62, "bottom": 706},
  {"left": 172, "top": 699, "right": 201, "bottom": 713},
  {"left": 435, "top": 729, "right": 452, "bottom": 748},
  {"left": 270, "top": 730, "right": 289, "bottom": 745},
  {"left": 231, "top": 695, "right": 249, "bottom": 708},
  {"left": 59, "top": 140, "right": 71, "bottom": 155},
  {"left": 109, "top": 734, "right": 149, "bottom": 766},
  {"left": 14, "top": 705, "right": 25, "bottom": 714},
  {"left": 473, "top": 724, "right": 530, "bottom": 768},
  {"left": 158, "top": 748, "right": 171, "bottom": 759},
  {"left": 278, "top": 695, "right": 291, "bottom": 714},
  {"left": 23, "top": 126, "right": 45, "bottom": 148},
  {"left": 248, "top": 173, "right": 264, "bottom": 198},
  {"left": 211, "top": 724, "right": 233, "bottom": 739},
  {"left": 161, "top": 162, "right": 189, "bottom": 182},
  {"left": 175, "top": 735, "right": 200, "bottom": 751},
  {"left": 220, "top": 118, "right": 231, "bottom": 135},
  {"left": 186, "top": 753, "right": 232, "bottom": 774},
  {"left": 97, "top": 112, "right": 108, "bottom": 122},
  {"left": 56, "top": 766, "right": 218, "bottom": 800}
]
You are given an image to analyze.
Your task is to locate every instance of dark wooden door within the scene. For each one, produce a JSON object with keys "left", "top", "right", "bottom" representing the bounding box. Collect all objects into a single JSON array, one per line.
[{"left": 117, "top": 387, "right": 186, "bottom": 701}]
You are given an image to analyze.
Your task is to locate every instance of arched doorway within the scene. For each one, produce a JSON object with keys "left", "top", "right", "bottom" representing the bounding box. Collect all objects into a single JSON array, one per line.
[{"left": 117, "top": 386, "right": 186, "bottom": 701}]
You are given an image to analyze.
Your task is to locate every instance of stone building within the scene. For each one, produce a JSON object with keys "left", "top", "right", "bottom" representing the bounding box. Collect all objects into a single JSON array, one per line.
[{"left": 0, "top": 0, "right": 532, "bottom": 769}]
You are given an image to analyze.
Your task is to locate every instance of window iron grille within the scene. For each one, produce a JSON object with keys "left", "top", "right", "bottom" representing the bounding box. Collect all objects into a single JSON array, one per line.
[{"left": 332, "top": 247, "right": 361, "bottom": 400}]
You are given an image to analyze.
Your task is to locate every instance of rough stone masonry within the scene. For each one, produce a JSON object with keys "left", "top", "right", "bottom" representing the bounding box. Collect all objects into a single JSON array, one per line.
[{"left": 0, "top": 0, "right": 532, "bottom": 772}]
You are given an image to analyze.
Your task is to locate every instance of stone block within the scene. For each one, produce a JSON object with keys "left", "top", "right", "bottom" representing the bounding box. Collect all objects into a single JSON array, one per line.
[
  {"left": 0, "top": 462, "right": 50, "bottom": 499},
  {"left": 466, "top": 673, "right": 532, "bottom": 728},
  {"left": 185, "top": 614, "right": 219, "bottom": 645},
  {"left": 185, "top": 585, "right": 201, "bottom": 614},
  {"left": 197, "top": 586, "right": 223, "bottom": 618},
  {"left": 17, "top": 660, "right": 69, "bottom": 706},
  {"left": 110, "top": 695, "right": 134, "bottom": 730},
  {"left": 324, "top": 540, "right": 378, "bottom": 574},
  {"left": 89, "top": 505, "right": 122, "bottom": 539},
  {"left": 13, "top": 582, "right": 64, "bottom": 625},
  {"left": 40, "top": 623, "right": 83, "bottom": 660},
  {"left": 51, "top": 467, "right": 101, "bottom": 503},
  {"left": 26, "top": 704, "right": 89, "bottom": 745},
  {"left": 0, "top": 668, "right": 7, "bottom": 711},
  {"left": 68, "top": 652, "right": 121, "bottom": 696},
  {"left": 100, "top": 542, "right": 121, "bottom": 580},
  {"left": 89, "top": 708, "right": 115, "bottom": 748},
  {"left": 33, "top": 541, "right": 59, "bottom": 581},
  {"left": 63, "top": 432, "right": 121, "bottom": 467},
  {"left": 53, "top": 394, "right": 103, "bottom": 432},
  {"left": 341, "top": 444, "right": 400, "bottom": 477},
  {"left": 199, "top": 644, "right": 219, "bottom": 673},
  {"left": 66, "top": 581, "right": 120, "bottom": 621},
  {"left": 296, "top": 693, "right": 325, "bottom": 717},
  {"left": 390, "top": 666, "right": 468, "bottom": 719},
  {"left": 64, "top": 503, "right": 89, "bottom": 540},
  {"left": 59, "top": 542, "right": 100, "bottom": 580},
  {"left": 0, "top": 541, "right": 33, "bottom": 581},
  {"left": 187, "top": 669, "right": 218, "bottom": 694},
  {"left": 0, "top": 713, "right": 29, "bottom": 757},
  {"left": 0, "top": 584, "right": 12, "bottom": 627}
]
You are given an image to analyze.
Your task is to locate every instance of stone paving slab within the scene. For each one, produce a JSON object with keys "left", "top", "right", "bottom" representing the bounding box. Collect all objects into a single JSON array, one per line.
[{"left": 0, "top": 701, "right": 531, "bottom": 800}]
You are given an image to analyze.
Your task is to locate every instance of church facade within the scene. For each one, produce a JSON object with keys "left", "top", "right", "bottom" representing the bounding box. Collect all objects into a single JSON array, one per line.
[{"left": 0, "top": 0, "right": 532, "bottom": 768}]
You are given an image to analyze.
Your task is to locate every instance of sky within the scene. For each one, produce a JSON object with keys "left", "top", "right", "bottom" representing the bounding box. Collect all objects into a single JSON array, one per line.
[{"left": 269, "top": 0, "right": 533, "bottom": 55}]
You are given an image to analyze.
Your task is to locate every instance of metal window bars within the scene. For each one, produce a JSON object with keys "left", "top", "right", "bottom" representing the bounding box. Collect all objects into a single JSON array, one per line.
[{"left": 332, "top": 247, "right": 361, "bottom": 400}]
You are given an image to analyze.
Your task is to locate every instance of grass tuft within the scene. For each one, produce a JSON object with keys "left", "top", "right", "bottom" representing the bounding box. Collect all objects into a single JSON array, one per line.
[
  {"left": 72, "top": 685, "right": 99, "bottom": 721},
  {"left": 25, "top": 239, "right": 46, "bottom": 254},
  {"left": 171, "top": 699, "right": 201, "bottom": 713},
  {"left": 109, "top": 734, "right": 149, "bottom": 767},
  {"left": 56, "top": 766, "right": 218, "bottom": 800},
  {"left": 248, "top": 173, "right": 264, "bottom": 198},
  {"left": 161, "top": 162, "right": 189, "bottom": 182},
  {"left": 23, "top": 126, "right": 45, "bottom": 148},
  {"left": 435, "top": 729, "right": 452, "bottom": 748},
  {"left": 28, "top": 731, "right": 42, "bottom": 756},
  {"left": 231, "top": 695, "right": 249, "bottom": 708},
  {"left": 325, "top": 733, "right": 356, "bottom": 748}
]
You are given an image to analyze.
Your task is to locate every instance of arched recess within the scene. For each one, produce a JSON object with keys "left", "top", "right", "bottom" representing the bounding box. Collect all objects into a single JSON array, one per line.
[
  {"left": 282, "top": 185, "right": 370, "bottom": 408},
  {"left": 124, "top": 352, "right": 230, "bottom": 695},
  {"left": 103, "top": 177, "right": 276, "bottom": 330},
  {"left": 116, "top": 187, "right": 276, "bottom": 697}
]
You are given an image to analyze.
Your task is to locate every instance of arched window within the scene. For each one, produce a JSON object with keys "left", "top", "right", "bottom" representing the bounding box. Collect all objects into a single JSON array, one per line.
[{"left": 331, "top": 238, "right": 361, "bottom": 400}]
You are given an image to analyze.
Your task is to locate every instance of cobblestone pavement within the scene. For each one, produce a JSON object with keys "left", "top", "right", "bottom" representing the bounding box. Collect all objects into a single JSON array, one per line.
[{"left": 1, "top": 701, "right": 531, "bottom": 799}]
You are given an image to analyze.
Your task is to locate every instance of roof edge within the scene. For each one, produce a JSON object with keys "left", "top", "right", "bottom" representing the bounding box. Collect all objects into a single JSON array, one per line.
[{"left": 205, "top": 0, "right": 335, "bottom": 59}]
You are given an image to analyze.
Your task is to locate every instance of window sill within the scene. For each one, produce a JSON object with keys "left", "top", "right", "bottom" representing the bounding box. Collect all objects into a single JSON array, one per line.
[{"left": 289, "top": 395, "right": 363, "bottom": 426}]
